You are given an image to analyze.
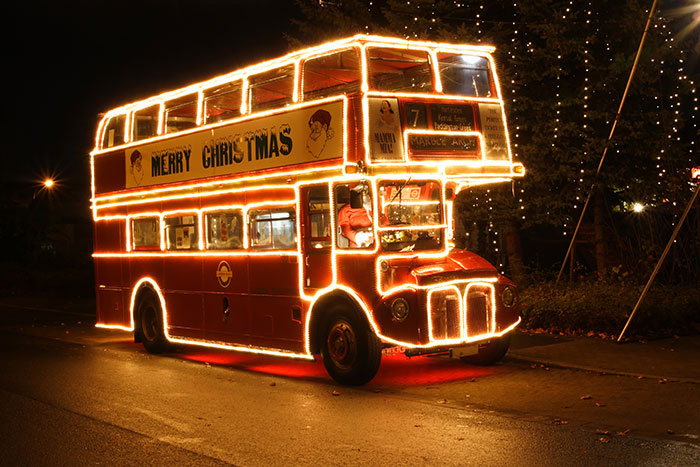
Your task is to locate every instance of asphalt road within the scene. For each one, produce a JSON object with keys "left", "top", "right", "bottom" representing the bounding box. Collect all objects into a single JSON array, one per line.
[{"left": 0, "top": 304, "right": 698, "bottom": 466}]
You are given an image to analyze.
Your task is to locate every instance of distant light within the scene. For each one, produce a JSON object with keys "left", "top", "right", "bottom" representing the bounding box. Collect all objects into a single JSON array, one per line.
[
  {"left": 632, "top": 202, "right": 645, "bottom": 213},
  {"left": 43, "top": 178, "right": 55, "bottom": 189}
]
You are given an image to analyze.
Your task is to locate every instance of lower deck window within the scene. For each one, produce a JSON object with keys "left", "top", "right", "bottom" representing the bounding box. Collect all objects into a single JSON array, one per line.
[
  {"left": 165, "top": 215, "right": 199, "bottom": 250},
  {"left": 131, "top": 217, "right": 160, "bottom": 250},
  {"left": 206, "top": 210, "right": 243, "bottom": 250},
  {"left": 249, "top": 208, "right": 296, "bottom": 250}
]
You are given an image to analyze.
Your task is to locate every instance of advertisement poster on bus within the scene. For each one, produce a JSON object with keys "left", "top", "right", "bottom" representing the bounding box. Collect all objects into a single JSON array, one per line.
[
  {"left": 477, "top": 102, "right": 509, "bottom": 161},
  {"left": 367, "top": 97, "right": 404, "bottom": 162},
  {"left": 125, "top": 101, "right": 344, "bottom": 188}
]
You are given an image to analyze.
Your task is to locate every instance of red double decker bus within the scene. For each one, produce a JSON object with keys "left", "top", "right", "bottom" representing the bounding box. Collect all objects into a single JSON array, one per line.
[{"left": 91, "top": 35, "right": 525, "bottom": 385}]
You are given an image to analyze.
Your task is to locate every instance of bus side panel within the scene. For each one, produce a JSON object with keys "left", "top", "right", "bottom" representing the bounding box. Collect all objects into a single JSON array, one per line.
[
  {"left": 128, "top": 255, "right": 163, "bottom": 324},
  {"left": 247, "top": 255, "right": 304, "bottom": 353},
  {"left": 201, "top": 256, "right": 252, "bottom": 344},
  {"left": 346, "top": 96, "right": 364, "bottom": 165},
  {"left": 93, "top": 150, "right": 126, "bottom": 195},
  {"left": 93, "top": 219, "right": 127, "bottom": 326},
  {"left": 162, "top": 256, "right": 204, "bottom": 339},
  {"left": 334, "top": 254, "right": 380, "bottom": 324},
  {"left": 94, "top": 258, "right": 127, "bottom": 327}
]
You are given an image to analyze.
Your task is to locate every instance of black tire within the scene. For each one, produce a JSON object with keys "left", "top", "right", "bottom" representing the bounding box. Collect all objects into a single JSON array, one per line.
[
  {"left": 320, "top": 304, "right": 382, "bottom": 385},
  {"left": 461, "top": 333, "right": 511, "bottom": 365},
  {"left": 137, "top": 292, "right": 169, "bottom": 354}
]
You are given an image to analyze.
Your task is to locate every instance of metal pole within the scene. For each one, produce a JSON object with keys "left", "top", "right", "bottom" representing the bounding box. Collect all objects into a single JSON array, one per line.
[
  {"left": 617, "top": 185, "right": 700, "bottom": 342},
  {"left": 556, "top": 0, "right": 659, "bottom": 284}
]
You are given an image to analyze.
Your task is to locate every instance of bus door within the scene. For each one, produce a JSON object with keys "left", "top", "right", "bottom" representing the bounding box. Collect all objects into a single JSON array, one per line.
[
  {"left": 301, "top": 184, "right": 333, "bottom": 295},
  {"left": 246, "top": 206, "right": 304, "bottom": 351}
]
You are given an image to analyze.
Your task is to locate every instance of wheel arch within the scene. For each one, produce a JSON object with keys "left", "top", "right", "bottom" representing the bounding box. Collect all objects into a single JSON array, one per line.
[
  {"left": 129, "top": 277, "right": 166, "bottom": 340},
  {"left": 305, "top": 286, "right": 379, "bottom": 355}
]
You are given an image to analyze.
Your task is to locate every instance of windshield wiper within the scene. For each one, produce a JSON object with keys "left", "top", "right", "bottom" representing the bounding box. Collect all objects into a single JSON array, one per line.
[{"left": 389, "top": 177, "right": 412, "bottom": 205}]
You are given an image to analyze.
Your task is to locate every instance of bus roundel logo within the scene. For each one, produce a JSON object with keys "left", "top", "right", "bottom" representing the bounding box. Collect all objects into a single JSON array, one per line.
[{"left": 216, "top": 261, "right": 233, "bottom": 288}]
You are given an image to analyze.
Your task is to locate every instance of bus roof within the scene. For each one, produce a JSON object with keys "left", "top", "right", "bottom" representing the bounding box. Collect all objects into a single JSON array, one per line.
[{"left": 96, "top": 34, "right": 497, "bottom": 129}]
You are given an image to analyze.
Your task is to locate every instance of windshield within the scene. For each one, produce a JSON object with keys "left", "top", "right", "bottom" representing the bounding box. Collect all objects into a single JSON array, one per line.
[
  {"left": 438, "top": 53, "right": 493, "bottom": 97},
  {"left": 367, "top": 47, "right": 433, "bottom": 93},
  {"left": 377, "top": 180, "right": 444, "bottom": 252}
]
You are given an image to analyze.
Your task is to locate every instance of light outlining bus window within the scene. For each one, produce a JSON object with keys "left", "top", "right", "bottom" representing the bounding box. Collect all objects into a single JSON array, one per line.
[{"left": 437, "top": 53, "right": 493, "bottom": 97}]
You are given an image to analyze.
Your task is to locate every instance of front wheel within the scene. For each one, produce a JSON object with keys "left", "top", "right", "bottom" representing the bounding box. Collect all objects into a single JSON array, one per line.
[
  {"left": 461, "top": 334, "right": 511, "bottom": 365},
  {"left": 137, "top": 292, "right": 170, "bottom": 354},
  {"left": 320, "top": 305, "right": 381, "bottom": 385}
]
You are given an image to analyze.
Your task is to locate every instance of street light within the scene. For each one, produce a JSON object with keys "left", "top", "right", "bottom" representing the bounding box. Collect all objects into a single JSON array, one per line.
[
  {"left": 33, "top": 177, "right": 57, "bottom": 199},
  {"left": 632, "top": 202, "right": 645, "bottom": 213}
]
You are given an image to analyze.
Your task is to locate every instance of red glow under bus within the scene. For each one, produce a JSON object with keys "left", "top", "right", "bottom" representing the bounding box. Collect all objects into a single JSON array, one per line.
[{"left": 90, "top": 35, "right": 525, "bottom": 385}]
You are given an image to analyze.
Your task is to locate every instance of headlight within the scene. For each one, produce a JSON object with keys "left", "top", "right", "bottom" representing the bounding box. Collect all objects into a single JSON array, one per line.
[
  {"left": 391, "top": 298, "right": 410, "bottom": 322},
  {"left": 502, "top": 287, "right": 516, "bottom": 307}
]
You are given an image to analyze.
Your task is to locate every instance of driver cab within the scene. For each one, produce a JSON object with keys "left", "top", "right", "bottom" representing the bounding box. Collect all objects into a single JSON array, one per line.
[{"left": 334, "top": 182, "right": 374, "bottom": 249}]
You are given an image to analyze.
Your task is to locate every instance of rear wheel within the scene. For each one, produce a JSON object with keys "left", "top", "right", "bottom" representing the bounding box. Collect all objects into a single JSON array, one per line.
[
  {"left": 320, "top": 305, "right": 381, "bottom": 385},
  {"left": 137, "top": 292, "right": 169, "bottom": 354},
  {"left": 461, "top": 333, "right": 511, "bottom": 365}
]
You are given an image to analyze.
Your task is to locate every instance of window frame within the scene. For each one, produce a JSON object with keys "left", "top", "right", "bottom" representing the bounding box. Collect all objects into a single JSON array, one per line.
[
  {"left": 131, "top": 103, "right": 163, "bottom": 142},
  {"left": 305, "top": 185, "right": 332, "bottom": 250},
  {"left": 246, "top": 63, "right": 296, "bottom": 114},
  {"left": 436, "top": 52, "right": 495, "bottom": 98},
  {"left": 163, "top": 212, "right": 201, "bottom": 251},
  {"left": 164, "top": 93, "right": 200, "bottom": 134},
  {"left": 366, "top": 46, "right": 435, "bottom": 93},
  {"left": 203, "top": 79, "right": 244, "bottom": 124},
  {"left": 248, "top": 206, "right": 297, "bottom": 250},
  {"left": 333, "top": 182, "right": 375, "bottom": 250},
  {"left": 301, "top": 47, "right": 362, "bottom": 101},
  {"left": 129, "top": 215, "right": 162, "bottom": 251},
  {"left": 204, "top": 208, "right": 245, "bottom": 251},
  {"left": 100, "top": 113, "right": 127, "bottom": 150}
]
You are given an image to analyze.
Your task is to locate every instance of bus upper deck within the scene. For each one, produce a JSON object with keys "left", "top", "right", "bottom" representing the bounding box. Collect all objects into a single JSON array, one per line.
[{"left": 92, "top": 34, "right": 523, "bottom": 209}]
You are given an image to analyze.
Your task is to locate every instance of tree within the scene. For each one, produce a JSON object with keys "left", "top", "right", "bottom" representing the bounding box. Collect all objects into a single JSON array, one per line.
[{"left": 287, "top": 0, "right": 699, "bottom": 283}]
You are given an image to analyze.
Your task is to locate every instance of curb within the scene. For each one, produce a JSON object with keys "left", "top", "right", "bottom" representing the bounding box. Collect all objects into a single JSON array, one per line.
[{"left": 506, "top": 352, "right": 700, "bottom": 385}]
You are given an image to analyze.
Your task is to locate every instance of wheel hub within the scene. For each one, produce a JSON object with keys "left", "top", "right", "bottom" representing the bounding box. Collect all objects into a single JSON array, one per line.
[{"left": 327, "top": 322, "right": 355, "bottom": 364}]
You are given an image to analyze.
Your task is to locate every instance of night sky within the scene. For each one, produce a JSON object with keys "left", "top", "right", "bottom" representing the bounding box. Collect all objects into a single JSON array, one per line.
[{"left": 4, "top": 1, "right": 299, "bottom": 190}]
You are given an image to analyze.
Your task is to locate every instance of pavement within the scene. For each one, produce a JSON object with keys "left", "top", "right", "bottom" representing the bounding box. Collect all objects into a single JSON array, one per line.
[
  {"left": 509, "top": 331, "right": 700, "bottom": 384},
  {"left": 1, "top": 295, "right": 699, "bottom": 384}
]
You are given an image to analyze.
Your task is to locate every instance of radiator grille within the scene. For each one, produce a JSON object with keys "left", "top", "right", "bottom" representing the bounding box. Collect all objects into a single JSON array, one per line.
[
  {"left": 429, "top": 288, "right": 461, "bottom": 341},
  {"left": 465, "top": 284, "right": 493, "bottom": 337}
]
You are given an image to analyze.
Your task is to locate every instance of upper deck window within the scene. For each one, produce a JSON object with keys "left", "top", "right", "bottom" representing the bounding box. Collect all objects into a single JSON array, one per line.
[
  {"left": 203, "top": 80, "right": 242, "bottom": 124},
  {"left": 438, "top": 53, "right": 493, "bottom": 97},
  {"left": 367, "top": 47, "right": 433, "bottom": 93},
  {"left": 101, "top": 113, "right": 126, "bottom": 149},
  {"left": 164, "top": 93, "right": 198, "bottom": 134},
  {"left": 248, "top": 64, "right": 295, "bottom": 113},
  {"left": 302, "top": 49, "right": 361, "bottom": 101},
  {"left": 132, "top": 104, "right": 161, "bottom": 142}
]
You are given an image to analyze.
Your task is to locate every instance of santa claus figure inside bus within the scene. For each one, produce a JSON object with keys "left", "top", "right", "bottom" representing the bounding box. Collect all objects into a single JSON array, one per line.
[{"left": 337, "top": 184, "right": 374, "bottom": 248}]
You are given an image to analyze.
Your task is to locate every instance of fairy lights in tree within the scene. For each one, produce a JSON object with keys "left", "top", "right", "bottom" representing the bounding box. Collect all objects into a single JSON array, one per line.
[{"left": 346, "top": 0, "right": 698, "bottom": 277}]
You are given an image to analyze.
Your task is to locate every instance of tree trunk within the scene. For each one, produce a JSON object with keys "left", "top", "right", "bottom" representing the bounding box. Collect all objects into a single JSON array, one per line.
[{"left": 504, "top": 217, "right": 526, "bottom": 286}]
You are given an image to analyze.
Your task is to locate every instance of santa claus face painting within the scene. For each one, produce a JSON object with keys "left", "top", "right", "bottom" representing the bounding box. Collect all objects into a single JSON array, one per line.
[{"left": 306, "top": 109, "right": 334, "bottom": 158}]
